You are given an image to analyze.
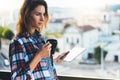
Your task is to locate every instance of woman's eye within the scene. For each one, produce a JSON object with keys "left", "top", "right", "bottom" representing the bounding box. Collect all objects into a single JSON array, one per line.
[{"left": 36, "top": 13, "right": 40, "bottom": 16}]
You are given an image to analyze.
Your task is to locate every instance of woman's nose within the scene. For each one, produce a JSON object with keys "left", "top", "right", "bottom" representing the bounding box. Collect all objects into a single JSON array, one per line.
[{"left": 40, "top": 15, "right": 44, "bottom": 21}]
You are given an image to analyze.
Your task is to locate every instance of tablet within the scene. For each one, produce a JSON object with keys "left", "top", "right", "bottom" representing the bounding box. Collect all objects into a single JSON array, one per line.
[{"left": 62, "top": 47, "right": 86, "bottom": 61}]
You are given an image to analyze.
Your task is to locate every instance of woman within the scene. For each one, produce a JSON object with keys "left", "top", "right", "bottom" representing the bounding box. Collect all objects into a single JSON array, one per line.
[{"left": 9, "top": 0, "right": 67, "bottom": 80}]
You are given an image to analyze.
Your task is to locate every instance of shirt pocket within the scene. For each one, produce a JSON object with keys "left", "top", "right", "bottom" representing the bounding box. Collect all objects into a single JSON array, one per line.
[{"left": 40, "top": 59, "right": 49, "bottom": 70}]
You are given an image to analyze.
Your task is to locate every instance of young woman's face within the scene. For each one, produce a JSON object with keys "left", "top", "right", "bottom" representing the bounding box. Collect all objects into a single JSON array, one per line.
[{"left": 30, "top": 5, "right": 45, "bottom": 30}]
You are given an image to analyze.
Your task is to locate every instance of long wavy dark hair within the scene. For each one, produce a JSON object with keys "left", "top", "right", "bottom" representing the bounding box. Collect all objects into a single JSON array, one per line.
[{"left": 16, "top": 0, "right": 49, "bottom": 35}]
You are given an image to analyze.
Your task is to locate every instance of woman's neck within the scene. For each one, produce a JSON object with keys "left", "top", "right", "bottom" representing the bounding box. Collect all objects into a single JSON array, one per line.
[{"left": 29, "top": 26, "right": 36, "bottom": 35}]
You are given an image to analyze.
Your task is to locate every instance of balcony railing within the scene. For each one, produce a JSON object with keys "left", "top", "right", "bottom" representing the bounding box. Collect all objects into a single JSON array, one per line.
[
  {"left": 58, "top": 76, "right": 112, "bottom": 80},
  {"left": 0, "top": 70, "right": 11, "bottom": 80},
  {"left": 0, "top": 70, "right": 112, "bottom": 80}
]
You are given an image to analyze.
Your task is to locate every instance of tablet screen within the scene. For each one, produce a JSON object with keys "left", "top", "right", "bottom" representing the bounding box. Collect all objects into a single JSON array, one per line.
[{"left": 63, "top": 47, "right": 86, "bottom": 61}]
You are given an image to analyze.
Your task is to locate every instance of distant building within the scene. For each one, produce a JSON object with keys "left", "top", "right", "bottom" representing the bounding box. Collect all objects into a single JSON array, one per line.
[
  {"left": 105, "top": 50, "right": 120, "bottom": 62},
  {"left": 62, "top": 25, "right": 99, "bottom": 60},
  {"left": 99, "top": 4, "right": 120, "bottom": 63},
  {"left": 101, "top": 4, "right": 120, "bottom": 35},
  {"left": 104, "top": 42, "right": 120, "bottom": 62},
  {"left": 108, "top": 11, "right": 120, "bottom": 33}
]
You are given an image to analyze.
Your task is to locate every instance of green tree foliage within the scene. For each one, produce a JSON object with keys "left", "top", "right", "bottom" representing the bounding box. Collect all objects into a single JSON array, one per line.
[
  {"left": 0, "top": 26, "right": 4, "bottom": 37},
  {"left": 0, "top": 38, "right": 2, "bottom": 49},
  {"left": 0, "top": 26, "right": 4, "bottom": 49},
  {"left": 112, "top": 32, "right": 116, "bottom": 35},
  {"left": 55, "top": 47, "right": 59, "bottom": 52},
  {"left": 93, "top": 46, "right": 108, "bottom": 64},
  {"left": 2, "top": 27, "right": 14, "bottom": 40},
  {"left": 0, "top": 26, "right": 14, "bottom": 49}
]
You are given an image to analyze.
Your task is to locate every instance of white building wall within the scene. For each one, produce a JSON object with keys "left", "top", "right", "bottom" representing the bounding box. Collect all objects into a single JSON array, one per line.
[
  {"left": 83, "top": 29, "right": 99, "bottom": 48},
  {"left": 105, "top": 51, "right": 120, "bottom": 62},
  {"left": 63, "top": 26, "right": 82, "bottom": 51},
  {"left": 63, "top": 26, "right": 99, "bottom": 58}
]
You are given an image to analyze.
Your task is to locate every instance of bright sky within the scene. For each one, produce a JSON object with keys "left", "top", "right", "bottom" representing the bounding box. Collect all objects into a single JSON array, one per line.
[
  {"left": 0, "top": 0, "right": 120, "bottom": 11},
  {"left": 0, "top": 0, "right": 23, "bottom": 11},
  {"left": 47, "top": 0, "right": 120, "bottom": 8}
]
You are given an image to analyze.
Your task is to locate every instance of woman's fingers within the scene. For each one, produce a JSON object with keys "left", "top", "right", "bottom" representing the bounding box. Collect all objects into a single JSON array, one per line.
[
  {"left": 37, "top": 42, "right": 53, "bottom": 59},
  {"left": 43, "top": 42, "right": 49, "bottom": 47},
  {"left": 43, "top": 42, "right": 52, "bottom": 48},
  {"left": 43, "top": 42, "right": 52, "bottom": 55},
  {"left": 58, "top": 51, "right": 69, "bottom": 60}
]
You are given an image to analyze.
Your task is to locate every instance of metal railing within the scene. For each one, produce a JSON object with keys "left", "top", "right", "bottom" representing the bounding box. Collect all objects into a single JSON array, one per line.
[
  {"left": 0, "top": 70, "right": 112, "bottom": 80},
  {"left": 58, "top": 76, "right": 112, "bottom": 80},
  {"left": 0, "top": 70, "right": 11, "bottom": 80}
]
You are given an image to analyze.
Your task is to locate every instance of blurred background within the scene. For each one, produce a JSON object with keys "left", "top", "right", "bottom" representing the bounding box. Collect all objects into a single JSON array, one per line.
[{"left": 0, "top": 0, "right": 120, "bottom": 80}]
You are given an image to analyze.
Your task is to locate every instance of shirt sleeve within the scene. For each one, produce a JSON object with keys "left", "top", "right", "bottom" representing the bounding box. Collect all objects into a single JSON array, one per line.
[{"left": 9, "top": 40, "right": 34, "bottom": 80}]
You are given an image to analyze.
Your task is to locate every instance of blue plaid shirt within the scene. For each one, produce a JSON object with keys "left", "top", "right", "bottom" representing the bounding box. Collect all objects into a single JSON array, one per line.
[{"left": 9, "top": 30, "right": 58, "bottom": 80}]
